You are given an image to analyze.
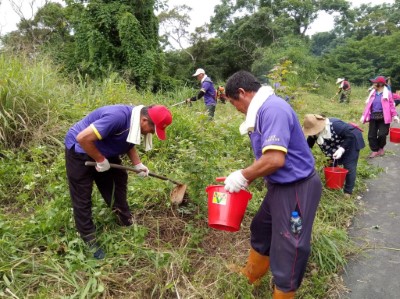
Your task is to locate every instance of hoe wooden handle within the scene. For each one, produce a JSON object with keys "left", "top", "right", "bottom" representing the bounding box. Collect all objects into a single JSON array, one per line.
[{"left": 84, "top": 161, "right": 183, "bottom": 185}]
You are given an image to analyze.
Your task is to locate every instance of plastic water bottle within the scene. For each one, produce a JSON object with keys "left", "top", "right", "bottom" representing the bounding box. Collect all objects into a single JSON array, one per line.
[{"left": 290, "top": 211, "right": 302, "bottom": 234}]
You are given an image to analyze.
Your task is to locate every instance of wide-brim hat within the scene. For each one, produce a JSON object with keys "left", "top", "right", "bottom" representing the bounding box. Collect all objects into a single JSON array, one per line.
[
  {"left": 302, "top": 114, "right": 326, "bottom": 136},
  {"left": 336, "top": 78, "right": 345, "bottom": 84}
]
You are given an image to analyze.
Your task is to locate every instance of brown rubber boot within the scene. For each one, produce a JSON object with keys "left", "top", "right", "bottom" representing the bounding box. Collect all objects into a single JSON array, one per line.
[
  {"left": 239, "top": 247, "right": 270, "bottom": 284},
  {"left": 273, "top": 286, "right": 295, "bottom": 299}
]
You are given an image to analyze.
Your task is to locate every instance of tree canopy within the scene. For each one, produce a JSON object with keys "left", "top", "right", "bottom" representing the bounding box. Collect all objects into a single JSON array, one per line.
[{"left": 2, "top": 0, "right": 400, "bottom": 90}]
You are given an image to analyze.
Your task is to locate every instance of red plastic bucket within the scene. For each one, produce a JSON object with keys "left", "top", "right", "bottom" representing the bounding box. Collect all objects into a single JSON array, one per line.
[
  {"left": 324, "top": 167, "right": 348, "bottom": 189},
  {"left": 205, "top": 178, "right": 252, "bottom": 232},
  {"left": 390, "top": 128, "right": 400, "bottom": 143}
]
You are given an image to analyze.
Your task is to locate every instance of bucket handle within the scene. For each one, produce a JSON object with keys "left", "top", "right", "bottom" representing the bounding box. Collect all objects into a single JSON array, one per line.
[
  {"left": 215, "top": 177, "right": 252, "bottom": 198},
  {"left": 332, "top": 158, "right": 337, "bottom": 170}
]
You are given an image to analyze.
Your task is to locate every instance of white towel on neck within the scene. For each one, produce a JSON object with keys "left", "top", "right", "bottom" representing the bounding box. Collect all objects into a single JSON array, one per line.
[
  {"left": 365, "top": 86, "right": 390, "bottom": 104},
  {"left": 239, "top": 86, "right": 274, "bottom": 135},
  {"left": 316, "top": 118, "right": 332, "bottom": 145},
  {"left": 126, "top": 105, "right": 153, "bottom": 151}
]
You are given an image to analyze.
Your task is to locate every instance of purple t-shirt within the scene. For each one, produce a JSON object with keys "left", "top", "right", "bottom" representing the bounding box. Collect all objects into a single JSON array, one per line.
[
  {"left": 371, "top": 92, "right": 383, "bottom": 112},
  {"left": 65, "top": 105, "right": 134, "bottom": 157},
  {"left": 201, "top": 77, "right": 216, "bottom": 106},
  {"left": 249, "top": 95, "right": 315, "bottom": 184}
]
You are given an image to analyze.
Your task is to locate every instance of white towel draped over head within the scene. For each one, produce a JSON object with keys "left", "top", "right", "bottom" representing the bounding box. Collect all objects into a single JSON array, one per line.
[
  {"left": 239, "top": 85, "right": 274, "bottom": 135},
  {"left": 126, "top": 105, "right": 153, "bottom": 151}
]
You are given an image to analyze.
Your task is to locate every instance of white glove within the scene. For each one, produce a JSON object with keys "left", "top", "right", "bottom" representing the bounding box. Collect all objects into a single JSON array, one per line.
[
  {"left": 333, "top": 147, "right": 345, "bottom": 160},
  {"left": 96, "top": 158, "right": 110, "bottom": 172},
  {"left": 224, "top": 170, "right": 248, "bottom": 193},
  {"left": 359, "top": 115, "right": 365, "bottom": 123},
  {"left": 393, "top": 116, "right": 400, "bottom": 123},
  {"left": 133, "top": 163, "right": 149, "bottom": 177}
]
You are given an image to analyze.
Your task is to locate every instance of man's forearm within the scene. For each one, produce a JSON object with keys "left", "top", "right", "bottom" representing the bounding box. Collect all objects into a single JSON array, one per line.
[
  {"left": 191, "top": 90, "right": 205, "bottom": 101},
  {"left": 127, "top": 147, "right": 141, "bottom": 165},
  {"left": 242, "top": 150, "right": 286, "bottom": 182}
]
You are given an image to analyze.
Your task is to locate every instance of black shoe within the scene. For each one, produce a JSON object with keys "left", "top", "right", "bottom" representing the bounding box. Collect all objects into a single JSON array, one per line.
[{"left": 88, "top": 242, "right": 105, "bottom": 259}]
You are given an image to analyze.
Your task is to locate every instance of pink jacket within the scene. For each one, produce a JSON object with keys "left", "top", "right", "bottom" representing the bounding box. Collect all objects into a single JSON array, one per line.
[{"left": 361, "top": 87, "right": 397, "bottom": 124}]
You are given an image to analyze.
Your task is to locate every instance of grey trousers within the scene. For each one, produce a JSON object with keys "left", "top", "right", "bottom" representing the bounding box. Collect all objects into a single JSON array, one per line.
[{"left": 250, "top": 171, "right": 322, "bottom": 292}]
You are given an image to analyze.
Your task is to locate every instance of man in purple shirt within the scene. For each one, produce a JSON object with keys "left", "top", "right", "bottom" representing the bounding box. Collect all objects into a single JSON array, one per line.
[
  {"left": 65, "top": 104, "right": 172, "bottom": 259},
  {"left": 223, "top": 71, "right": 322, "bottom": 298},
  {"left": 186, "top": 68, "right": 217, "bottom": 119}
]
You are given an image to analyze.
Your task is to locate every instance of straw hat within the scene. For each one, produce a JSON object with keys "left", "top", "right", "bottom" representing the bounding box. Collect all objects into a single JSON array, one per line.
[
  {"left": 302, "top": 114, "right": 326, "bottom": 136},
  {"left": 336, "top": 78, "right": 345, "bottom": 84}
]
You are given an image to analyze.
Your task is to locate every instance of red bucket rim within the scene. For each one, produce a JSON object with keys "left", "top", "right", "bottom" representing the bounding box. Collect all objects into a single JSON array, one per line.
[
  {"left": 324, "top": 166, "right": 349, "bottom": 174},
  {"left": 205, "top": 185, "right": 252, "bottom": 198}
]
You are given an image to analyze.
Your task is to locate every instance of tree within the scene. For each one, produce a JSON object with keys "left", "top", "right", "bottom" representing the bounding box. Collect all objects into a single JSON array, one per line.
[
  {"left": 158, "top": 5, "right": 196, "bottom": 62},
  {"left": 252, "top": 35, "right": 318, "bottom": 84},
  {"left": 211, "top": 0, "right": 349, "bottom": 37},
  {"left": 321, "top": 32, "right": 400, "bottom": 89},
  {"left": 203, "top": 0, "right": 350, "bottom": 83},
  {"left": 65, "top": 0, "right": 161, "bottom": 89},
  {"left": 1, "top": 1, "right": 68, "bottom": 53},
  {"left": 334, "top": 2, "right": 400, "bottom": 40},
  {"left": 310, "top": 31, "right": 339, "bottom": 56}
]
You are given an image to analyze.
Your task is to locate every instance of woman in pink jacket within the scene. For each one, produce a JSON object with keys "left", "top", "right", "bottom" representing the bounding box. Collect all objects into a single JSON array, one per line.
[{"left": 360, "top": 76, "right": 399, "bottom": 158}]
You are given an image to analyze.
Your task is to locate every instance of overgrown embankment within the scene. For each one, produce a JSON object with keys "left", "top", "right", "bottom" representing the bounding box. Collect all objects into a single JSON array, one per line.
[{"left": 0, "top": 54, "right": 379, "bottom": 298}]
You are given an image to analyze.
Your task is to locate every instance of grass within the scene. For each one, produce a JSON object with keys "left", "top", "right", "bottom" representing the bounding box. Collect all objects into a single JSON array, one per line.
[{"left": 0, "top": 53, "right": 382, "bottom": 298}]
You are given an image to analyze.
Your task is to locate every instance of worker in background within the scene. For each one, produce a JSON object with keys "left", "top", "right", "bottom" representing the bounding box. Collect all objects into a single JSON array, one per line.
[
  {"left": 216, "top": 86, "right": 227, "bottom": 104},
  {"left": 186, "top": 68, "right": 217, "bottom": 120},
  {"left": 335, "top": 78, "right": 351, "bottom": 103}
]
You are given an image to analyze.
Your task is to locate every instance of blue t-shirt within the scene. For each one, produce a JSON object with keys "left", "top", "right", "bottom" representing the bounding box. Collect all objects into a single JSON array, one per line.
[
  {"left": 371, "top": 92, "right": 383, "bottom": 112},
  {"left": 249, "top": 95, "right": 315, "bottom": 184},
  {"left": 65, "top": 105, "right": 134, "bottom": 157},
  {"left": 201, "top": 77, "right": 216, "bottom": 106}
]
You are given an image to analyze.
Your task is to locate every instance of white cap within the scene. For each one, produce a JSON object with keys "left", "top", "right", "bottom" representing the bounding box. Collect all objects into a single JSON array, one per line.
[
  {"left": 336, "top": 78, "right": 344, "bottom": 84},
  {"left": 192, "top": 68, "right": 205, "bottom": 76}
]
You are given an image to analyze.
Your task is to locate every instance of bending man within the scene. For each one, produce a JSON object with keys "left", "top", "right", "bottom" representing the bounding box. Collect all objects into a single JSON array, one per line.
[{"left": 65, "top": 104, "right": 172, "bottom": 259}]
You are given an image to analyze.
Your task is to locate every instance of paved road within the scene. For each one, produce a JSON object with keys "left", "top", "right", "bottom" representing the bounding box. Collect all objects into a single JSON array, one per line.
[{"left": 341, "top": 138, "right": 400, "bottom": 298}]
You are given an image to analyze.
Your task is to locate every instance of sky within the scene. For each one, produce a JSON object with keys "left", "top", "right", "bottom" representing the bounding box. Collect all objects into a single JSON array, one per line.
[{"left": 0, "top": 0, "right": 396, "bottom": 36}]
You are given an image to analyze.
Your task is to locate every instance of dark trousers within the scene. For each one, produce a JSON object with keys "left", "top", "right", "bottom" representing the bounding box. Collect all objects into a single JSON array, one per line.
[
  {"left": 206, "top": 105, "right": 216, "bottom": 119},
  {"left": 250, "top": 171, "right": 322, "bottom": 292},
  {"left": 338, "top": 153, "right": 359, "bottom": 195},
  {"left": 368, "top": 119, "right": 390, "bottom": 151},
  {"left": 65, "top": 147, "right": 132, "bottom": 243}
]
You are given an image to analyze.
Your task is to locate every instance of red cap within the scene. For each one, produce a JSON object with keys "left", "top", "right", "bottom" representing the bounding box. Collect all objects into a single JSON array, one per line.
[
  {"left": 148, "top": 105, "right": 172, "bottom": 140},
  {"left": 370, "top": 76, "right": 386, "bottom": 84}
]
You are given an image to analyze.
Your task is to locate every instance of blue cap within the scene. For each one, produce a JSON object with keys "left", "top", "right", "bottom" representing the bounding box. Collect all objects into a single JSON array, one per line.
[{"left": 291, "top": 211, "right": 299, "bottom": 217}]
